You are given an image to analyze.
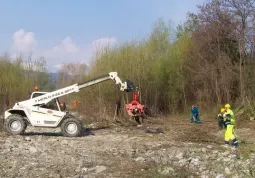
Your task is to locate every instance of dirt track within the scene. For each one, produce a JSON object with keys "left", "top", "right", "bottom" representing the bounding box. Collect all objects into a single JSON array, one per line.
[{"left": 0, "top": 117, "right": 255, "bottom": 178}]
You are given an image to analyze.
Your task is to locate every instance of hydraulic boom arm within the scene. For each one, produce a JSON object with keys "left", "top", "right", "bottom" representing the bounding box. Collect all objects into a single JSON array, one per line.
[
  {"left": 78, "top": 72, "right": 129, "bottom": 91},
  {"left": 15, "top": 72, "right": 135, "bottom": 108}
]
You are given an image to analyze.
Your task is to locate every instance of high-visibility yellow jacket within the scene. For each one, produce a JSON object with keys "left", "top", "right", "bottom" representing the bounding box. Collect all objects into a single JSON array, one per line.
[{"left": 223, "top": 109, "right": 235, "bottom": 125}]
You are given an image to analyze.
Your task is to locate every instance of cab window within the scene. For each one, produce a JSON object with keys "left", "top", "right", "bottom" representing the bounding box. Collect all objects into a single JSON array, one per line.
[
  {"left": 31, "top": 93, "right": 45, "bottom": 98},
  {"left": 44, "top": 99, "right": 59, "bottom": 110}
]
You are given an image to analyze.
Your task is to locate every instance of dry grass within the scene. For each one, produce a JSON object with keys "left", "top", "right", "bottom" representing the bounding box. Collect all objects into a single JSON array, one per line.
[{"left": 175, "top": 125, "right": 220, "bottom": 144}]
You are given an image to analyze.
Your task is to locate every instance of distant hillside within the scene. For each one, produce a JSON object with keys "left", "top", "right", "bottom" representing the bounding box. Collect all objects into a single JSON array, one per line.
[{"left": 49, "top": 72, "right": 59, "bottom": 83}]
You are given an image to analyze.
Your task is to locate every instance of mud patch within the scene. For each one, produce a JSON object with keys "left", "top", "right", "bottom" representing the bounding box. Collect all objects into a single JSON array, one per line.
[{"left": 174, "top": 124, "right": 220, "bottom": 144}]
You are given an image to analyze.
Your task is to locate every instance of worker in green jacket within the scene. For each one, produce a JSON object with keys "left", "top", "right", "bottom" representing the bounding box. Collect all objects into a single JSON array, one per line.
[{"left": 217, "top": 108, "right": 226, "bottom": 129}]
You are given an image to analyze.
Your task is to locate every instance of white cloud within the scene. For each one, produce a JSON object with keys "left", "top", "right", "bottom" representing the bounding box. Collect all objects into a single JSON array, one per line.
[
  {"left": 53, "top": 36, "right": 79, "bottom": 53},
  {"left": 9, "top": 29, "right": 117, "bottom": 72},
  {"left": 12, "top": 29, "right": 37, "bottom": 53}
]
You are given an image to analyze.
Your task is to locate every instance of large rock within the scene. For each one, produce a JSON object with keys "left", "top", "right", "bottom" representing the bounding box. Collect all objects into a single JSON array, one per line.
[
  {"left": 135, "top": 157, "right": 146, "bottom": 163},
  {"left": 29, "top": 147, "right": 38, "bottom": 154},
  {"left": 175, "top": 151, "right": 184, "bottom": 159},
  {"left": 215, "top": 174, "right": 226, "bottom": 178},
  {"left": 24, "top": 137, "right": 31, "bottom": 141},
  {"left": 95, "top": 166, "right": 107, "bottom": 174}
]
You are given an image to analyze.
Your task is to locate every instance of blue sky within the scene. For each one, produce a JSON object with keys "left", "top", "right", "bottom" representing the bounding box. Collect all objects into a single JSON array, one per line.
[{"left": 0, "top": 0, "right": 205, "bottom": 72}]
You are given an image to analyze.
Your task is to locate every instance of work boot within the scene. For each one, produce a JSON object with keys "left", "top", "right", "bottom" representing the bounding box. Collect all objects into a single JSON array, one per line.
[
  {"left": 224, "top": 141, "right": 230, "bottom": 145},
  {"left": 232, "top": 138, "right": 239, "bottom": 148},
  {"left": 223, "top": 141, "right": 230, "bottom": 148}
]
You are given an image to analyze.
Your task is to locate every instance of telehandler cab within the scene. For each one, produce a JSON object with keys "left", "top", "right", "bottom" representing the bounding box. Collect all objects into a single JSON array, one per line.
[{"left": 4, "top": 72, "right": 136, "bottom": 137}]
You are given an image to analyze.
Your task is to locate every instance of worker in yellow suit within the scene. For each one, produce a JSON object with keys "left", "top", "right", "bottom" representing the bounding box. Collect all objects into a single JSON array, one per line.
[{"left": 223, "top": 104, "right": 238, "bottom": 148}]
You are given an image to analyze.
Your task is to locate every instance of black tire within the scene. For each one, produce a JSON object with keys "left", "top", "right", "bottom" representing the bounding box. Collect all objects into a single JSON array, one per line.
[
  {"left": 144, "top": 106, "right": 152, "bottom": 117},
  {"left": 4, "top": 114, "right": 27, "bottom": 135},
  {"left": 61, "top": 118, "right": 82, "bottom": 137}
]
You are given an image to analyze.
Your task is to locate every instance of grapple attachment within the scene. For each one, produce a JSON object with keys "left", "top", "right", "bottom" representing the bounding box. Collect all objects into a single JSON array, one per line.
[
  {"left": 125, "top": 90, "right": 145, "bottom": 117},
  {"left": 125, "top": 80, "right": 137, "bottom": 92}
]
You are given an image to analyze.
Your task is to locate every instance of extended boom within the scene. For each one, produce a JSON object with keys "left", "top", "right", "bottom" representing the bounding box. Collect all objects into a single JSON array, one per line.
[
  {"left": 14, "top": 72, "right": 134, "bottom": 109},
  {"left": 4, "top": 72, "right": 136, "bottom": 137}
]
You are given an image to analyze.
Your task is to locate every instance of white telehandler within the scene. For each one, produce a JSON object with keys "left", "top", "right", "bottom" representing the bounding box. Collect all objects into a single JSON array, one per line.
[{"left": 4, "top": 72, "right": 136, "bottom": 137}]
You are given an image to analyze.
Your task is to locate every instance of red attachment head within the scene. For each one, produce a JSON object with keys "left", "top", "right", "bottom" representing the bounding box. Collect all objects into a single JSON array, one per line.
[{"left": 125, "top": 90, "right": 145, "bottom": 117}]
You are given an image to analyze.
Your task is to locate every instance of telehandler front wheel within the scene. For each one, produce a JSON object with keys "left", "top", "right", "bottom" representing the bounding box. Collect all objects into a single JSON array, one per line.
[
  {"left": 61, "top": 118, "right": 82, "bottom": 137},
  {"left": 5, "top": 114, "right": 27, "bottom": 135}
]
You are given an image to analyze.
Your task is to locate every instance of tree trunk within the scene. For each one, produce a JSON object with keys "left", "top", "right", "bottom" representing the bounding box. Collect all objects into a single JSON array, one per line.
[{"left": 240, "top": 23, "right": 246, "bottom": 105}]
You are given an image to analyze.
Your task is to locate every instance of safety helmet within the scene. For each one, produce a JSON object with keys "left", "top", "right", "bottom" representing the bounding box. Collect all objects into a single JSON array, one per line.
[
  {"left": 221, "top": 108, "right": 225, "bottom": 113},
  {"left": 225, "top": 103, "right": 231, "bottom": 108},
  {"left": 34, "top": 85, "right": 39, "bottom": 91}
]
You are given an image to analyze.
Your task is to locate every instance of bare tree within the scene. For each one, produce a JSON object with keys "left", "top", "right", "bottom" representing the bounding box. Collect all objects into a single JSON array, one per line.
[{"left": 222, "top": 0, "right": 255, "bottom": 103}]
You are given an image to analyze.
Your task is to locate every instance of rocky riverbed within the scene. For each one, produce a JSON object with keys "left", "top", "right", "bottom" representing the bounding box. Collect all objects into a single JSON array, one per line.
[{"left": 0, "top": 118, "right": 255, "bottom": 178}]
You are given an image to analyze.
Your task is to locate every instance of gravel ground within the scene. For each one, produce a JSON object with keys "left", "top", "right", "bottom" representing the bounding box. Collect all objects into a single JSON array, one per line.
[{"left": 0, "top": 117, "right": 254, "bottom": 178}]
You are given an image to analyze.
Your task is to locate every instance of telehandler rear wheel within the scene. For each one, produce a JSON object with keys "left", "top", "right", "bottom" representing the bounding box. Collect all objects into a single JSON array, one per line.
[
  {"left": 5, "top": 114, "right": 27, "bottom": 135},
  {"left": 61, "top": 118, "right": 82, "bottom": 137}
]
